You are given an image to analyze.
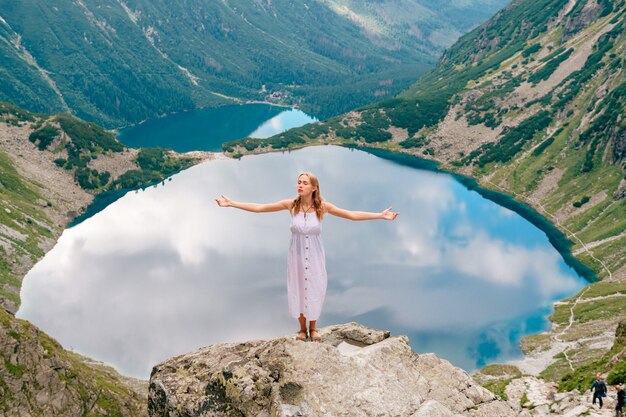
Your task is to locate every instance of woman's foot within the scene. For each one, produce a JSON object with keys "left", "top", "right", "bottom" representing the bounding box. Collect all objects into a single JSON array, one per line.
[
  {"left": 309, "top": 327, "right": 321, "bottom": 342},
  {"left": 295, "top": 329, "right": 308, "bottom": 341}
]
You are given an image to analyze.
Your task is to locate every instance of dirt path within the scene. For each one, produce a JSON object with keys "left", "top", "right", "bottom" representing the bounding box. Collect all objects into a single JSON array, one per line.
[
  {"left": 574, "top": 230, "right": 626, "bottom": 255},
  {"left": 555, "top": 287, "right": 591, "bottom": 372},
  {"left": 509, "top": 288, "right": 621, "bottom": 381}
]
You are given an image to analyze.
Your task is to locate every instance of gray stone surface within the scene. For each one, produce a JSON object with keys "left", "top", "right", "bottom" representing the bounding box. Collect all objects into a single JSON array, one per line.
[{"left": 149, "top": 323, "right": 517, "bottom": 417}]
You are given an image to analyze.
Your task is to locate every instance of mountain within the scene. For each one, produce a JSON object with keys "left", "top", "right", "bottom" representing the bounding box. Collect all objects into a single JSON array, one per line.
[
  {"left": 0, "top": 0, "right": 507, "bottom": 128},
  {"left": 223, "top": 0, "right": 626, "bottom": 396},
  {"left": 319, "top": 0, "right": 509, "bottom": 50}
]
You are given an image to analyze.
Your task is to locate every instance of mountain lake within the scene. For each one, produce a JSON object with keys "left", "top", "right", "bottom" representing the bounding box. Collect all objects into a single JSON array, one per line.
[{"left": 17, "top": 106, "right": 589, "bottom": 379}]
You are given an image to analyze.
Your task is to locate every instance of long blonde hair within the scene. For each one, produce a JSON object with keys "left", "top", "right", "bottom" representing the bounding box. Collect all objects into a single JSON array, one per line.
[{"left": 292, "top": 172, "right": 324, "bottom": 220}]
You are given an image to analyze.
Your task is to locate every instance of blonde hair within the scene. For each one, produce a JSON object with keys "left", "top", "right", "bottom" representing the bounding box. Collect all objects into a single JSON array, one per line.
[{"left": 292, "top": 172, "right": 324, "bottom": 220}]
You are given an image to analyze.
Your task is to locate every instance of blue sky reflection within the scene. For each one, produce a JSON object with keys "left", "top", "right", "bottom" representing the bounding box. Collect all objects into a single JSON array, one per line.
[{"left": 248, "top": 109, "right": 317, "bottom": 138}]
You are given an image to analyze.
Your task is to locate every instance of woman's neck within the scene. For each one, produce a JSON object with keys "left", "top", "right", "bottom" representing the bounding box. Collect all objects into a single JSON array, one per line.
[{"left": 300, "top": 197, "right": 313, "bottom": 207}]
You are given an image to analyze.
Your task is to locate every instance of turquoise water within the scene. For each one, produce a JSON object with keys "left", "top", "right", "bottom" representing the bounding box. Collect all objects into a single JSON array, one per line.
[
  {"left": 118, "top": 104, "right": 316, "bottom": 152},
  {"left": 17, "top": 146, "right": 588, "bottom": 378}
]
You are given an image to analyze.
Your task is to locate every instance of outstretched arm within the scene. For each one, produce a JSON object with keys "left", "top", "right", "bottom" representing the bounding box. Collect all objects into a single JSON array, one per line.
[
  {"left": 324, "top": 201, "right": 398, "bottom": 221},
  {"left": 215, "top": 195, "right": 292, "bottom": 213}
]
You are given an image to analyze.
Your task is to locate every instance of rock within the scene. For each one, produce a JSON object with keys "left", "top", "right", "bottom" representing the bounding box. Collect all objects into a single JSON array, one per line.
[
  {"left": 410, "top": 400, "right": 454, "bottom": 417},
  {"left": 612, "top": 123, "right": 626, "bottom": 169},
  {"left": 564, "top": 0, "right": 601, "bottom": 37},
  {"left": 149, "top": 323, "right": 517, "bottom": 417},
  {"left": 608, "top": 320, "right": 626, "bottom": 366},
  {"left": 562, "top": 404, "right": 588, "bottom": 417},
  {"left": 614, "top": 179, "right": 626, "bottom": 200}
]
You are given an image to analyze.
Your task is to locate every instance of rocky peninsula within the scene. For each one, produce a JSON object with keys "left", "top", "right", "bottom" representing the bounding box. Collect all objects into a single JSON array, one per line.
[{"left": 149, "top": 323, "right": 519, "bottom": 417}]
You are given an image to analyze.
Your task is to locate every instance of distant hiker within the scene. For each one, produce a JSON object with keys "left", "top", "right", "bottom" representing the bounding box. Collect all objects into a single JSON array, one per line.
[
  {"left": 216, "top": 172, "right": 398, "bottom": 343},
  {"left": 617, "top": 385, "right": 625, "bottom": 417},
  {"left": 590, "top": 373, "right": 607, "bottom": 408}
]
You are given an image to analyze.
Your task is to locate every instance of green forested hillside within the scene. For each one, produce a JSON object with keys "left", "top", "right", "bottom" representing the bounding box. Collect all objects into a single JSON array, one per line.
[{"left": 0, "top": 0, "right": 507, "bottom": 127}]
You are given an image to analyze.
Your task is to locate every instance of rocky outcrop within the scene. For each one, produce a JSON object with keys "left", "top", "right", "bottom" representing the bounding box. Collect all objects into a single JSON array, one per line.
[
  {"left": 563, "top": 0, "right": 602, "bottom": 38},
  {"left": 613, "top": 129, "right": 626, "bottom": 169},
  {"left": 149, "top": 323, "right": 517, "bottom": 417}
]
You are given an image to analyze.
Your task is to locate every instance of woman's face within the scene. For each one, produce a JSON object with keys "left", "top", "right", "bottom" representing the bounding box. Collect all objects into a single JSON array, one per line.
[{"left": 297, "top": 175, "right": 315, "bottom": 197}]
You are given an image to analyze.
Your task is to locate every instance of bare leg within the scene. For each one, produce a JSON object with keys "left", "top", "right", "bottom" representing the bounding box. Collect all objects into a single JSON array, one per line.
[
  {"left": 295, "top": 314, "right": 307, "bottom": 341},
  {"left": 309, "top": 320, "right": 320, "bottom": 342}
]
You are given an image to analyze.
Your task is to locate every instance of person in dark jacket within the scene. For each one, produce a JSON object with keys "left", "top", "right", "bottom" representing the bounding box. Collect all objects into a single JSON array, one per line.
[
  {"left": 616, "top": 385, "right": 625, "bottom": 417},
  {"left": 590, "top": 373, "right": 607, "bottom": 408}
]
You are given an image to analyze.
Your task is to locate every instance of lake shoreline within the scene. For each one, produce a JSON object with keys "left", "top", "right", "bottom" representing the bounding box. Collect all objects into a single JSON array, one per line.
[{"left": 356, "top": 146, "right": 597, "bottom": 283}]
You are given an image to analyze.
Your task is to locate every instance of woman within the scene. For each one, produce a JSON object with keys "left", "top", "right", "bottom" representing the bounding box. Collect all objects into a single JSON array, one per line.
[{"left": 215, "top": 172, "right": 398, "bottom": 342}]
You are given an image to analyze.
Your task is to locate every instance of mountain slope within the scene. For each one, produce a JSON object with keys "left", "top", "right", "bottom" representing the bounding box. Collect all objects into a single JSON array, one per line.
[
  {"left": 223, "top": 0, "right": 626, "bottom": 393},
  {"left": 0, "top": 0, "right": 507, "bottom": 127},
  {"left": 0, "top": 308, "right": 147, "bottom": 416},
  {"left": 318, "top": 0, "right": 509, "bottom": 52}
]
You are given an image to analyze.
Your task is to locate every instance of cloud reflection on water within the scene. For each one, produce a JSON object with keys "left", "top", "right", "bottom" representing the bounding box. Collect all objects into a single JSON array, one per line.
[
  {"left": 248, "top": 109, "right": 317, "bottom": 139},
  {"left": 17, "top": 146, "right": 586, "bottom": 378}
]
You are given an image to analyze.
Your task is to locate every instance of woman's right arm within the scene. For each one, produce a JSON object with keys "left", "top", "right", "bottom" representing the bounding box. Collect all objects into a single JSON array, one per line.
[{"left": 215, "top": 195, "right": 292, "bottom": 213}]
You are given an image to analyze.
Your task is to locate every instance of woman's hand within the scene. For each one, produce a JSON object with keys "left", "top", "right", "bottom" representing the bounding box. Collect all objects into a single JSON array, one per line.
[
  {"left": 215, "top": 195, "right": 232, "bottom": 207},
  {"left": 381, "top": 207, "right": 399, "bottom": 220}
]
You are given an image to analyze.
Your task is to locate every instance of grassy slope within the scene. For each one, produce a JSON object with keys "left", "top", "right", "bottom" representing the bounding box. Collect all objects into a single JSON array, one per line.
[{"left": 0, "top": 149, "right": 52, "bottom": 307}]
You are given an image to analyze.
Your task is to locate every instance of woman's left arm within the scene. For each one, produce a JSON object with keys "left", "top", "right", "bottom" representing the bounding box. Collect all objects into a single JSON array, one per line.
[{"left": 324, "top": 201, "right": 398, "bottom": 221}]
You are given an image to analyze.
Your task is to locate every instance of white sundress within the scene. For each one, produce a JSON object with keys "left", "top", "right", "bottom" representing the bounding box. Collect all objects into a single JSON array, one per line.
[{"left": 287, "top": 210, "right": 327, "bottom": 321}]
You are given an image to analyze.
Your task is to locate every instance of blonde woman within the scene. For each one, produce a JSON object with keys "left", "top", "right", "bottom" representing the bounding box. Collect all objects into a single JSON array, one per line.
[{"left": 216, "top": 172, "right": 398, "bottom": 342}]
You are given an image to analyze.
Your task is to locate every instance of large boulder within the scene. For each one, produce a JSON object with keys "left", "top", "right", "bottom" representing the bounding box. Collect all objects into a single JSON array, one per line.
[{"left": 149, "top": 323, "right": 517, "bottom": 417}]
